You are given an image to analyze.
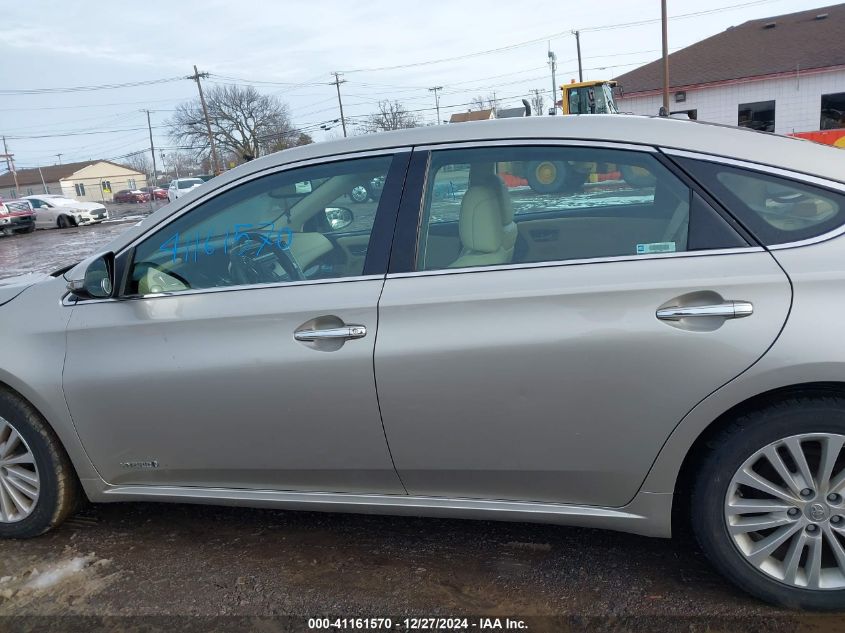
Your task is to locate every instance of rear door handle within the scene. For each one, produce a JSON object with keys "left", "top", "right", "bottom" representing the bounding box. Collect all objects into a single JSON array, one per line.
[
  {"left": 656, "top": 301, "right": 753, "bottom": 321},
  {"left": 294, "top": 325, "right": 367, "bottom": 341}
]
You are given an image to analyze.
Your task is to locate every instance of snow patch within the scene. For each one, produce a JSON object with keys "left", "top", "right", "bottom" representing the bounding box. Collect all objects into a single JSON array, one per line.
[{"left": 24, "top": 556, "right": 94, "bottom": 591}]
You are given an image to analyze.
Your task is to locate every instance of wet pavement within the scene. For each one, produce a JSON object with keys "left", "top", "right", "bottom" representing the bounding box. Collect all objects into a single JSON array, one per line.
[
  {"left": 0, "top": 202, "right": 160, "bottom": 280},
  {"left": 1, "top": 503, "right": 843, "bottom": 632}
]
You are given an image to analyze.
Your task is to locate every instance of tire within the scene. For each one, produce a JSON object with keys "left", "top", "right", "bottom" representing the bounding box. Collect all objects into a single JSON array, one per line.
[
  {"left": 21, "top": 225, "right": 35, "bottom": 234},
  {"left": 0, "top": 388, "right": 80, "bottom": 538},
  {"left": 692, "top": 396, "right": 845, "bottom": 610},
  {"left": 57, "top": 215, "right": 72, "bottom": 229},
  {"left": 619, "top": 164, "right": 657, "bottom": 188},
  {"left": 526, "top": 160, "right": 568, "bottom": 194}
]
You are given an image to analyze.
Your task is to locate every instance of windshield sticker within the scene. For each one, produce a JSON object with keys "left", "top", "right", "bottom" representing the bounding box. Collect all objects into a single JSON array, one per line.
[{"left": 636, "top": 242, "right": 676, "bottom": 254}]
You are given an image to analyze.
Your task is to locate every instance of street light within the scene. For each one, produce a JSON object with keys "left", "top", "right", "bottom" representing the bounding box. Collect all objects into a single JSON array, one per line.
[{"left": 548, "top": 49, "right": 558, "bottom": 115}]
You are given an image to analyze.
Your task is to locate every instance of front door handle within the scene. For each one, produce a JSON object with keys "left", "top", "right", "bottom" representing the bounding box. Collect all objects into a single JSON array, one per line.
[
  {"left": 656, "top": 301, "right": 753, "bottom": 321},
  {"left": 294, "top": 325, "right": 367, "bottom": 342}
]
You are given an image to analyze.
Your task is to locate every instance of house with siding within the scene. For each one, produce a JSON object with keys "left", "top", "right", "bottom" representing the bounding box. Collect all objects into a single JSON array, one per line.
[
  {"left": 0, "top": 160, "right": 147, "bottom": 203},
  {"left": 613, "top": 4, "right": 845, "bottom": 135}
]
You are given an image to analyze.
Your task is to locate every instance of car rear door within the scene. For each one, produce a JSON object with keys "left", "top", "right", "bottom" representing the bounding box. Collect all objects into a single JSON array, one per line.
[{"left": 374, "top": 142, "right": 791, "bottom": 508}]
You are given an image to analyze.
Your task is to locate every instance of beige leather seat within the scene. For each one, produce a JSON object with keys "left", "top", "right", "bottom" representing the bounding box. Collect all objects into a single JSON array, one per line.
[
  {"left": 448, "top": 185, "right": 509, "bottom": 268},
  {"left": 469, "top": 163, "right": 517, "bottom": 261}
]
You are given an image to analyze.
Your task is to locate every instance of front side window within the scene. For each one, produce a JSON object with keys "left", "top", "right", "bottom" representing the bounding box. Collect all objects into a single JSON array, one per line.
[
  {"left": 417, "top": 146, "right": 743, "bottom": 272},
  {"left": 738, "top": 100, "right": 775, "bottom": 132},
  {"left": 677, "top": 158, "right": 844, "bottom": 245},
  {"left": 821, "top": 92, "right": 845, "bottom": 130},
  {"left": 126, "top": 155, "right": 393, "bottom": 295}
]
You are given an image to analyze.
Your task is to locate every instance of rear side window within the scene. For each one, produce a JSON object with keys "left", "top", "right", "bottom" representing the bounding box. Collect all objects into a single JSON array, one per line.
[
  {"left": 676, "top": 158, "right": 845, "bottom": 245},
  {"left": 416, "top": 145, "right": 745, "bottom": 272}
]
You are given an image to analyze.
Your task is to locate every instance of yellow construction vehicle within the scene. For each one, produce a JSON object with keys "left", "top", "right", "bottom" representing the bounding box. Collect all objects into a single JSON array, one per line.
[{"left": 560, "top": 79, "right": 619, "bottom": 115}]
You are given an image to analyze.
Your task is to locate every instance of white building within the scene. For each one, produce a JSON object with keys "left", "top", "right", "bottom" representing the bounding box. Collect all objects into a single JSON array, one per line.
[
  {"left": 0, "top": 160, "right": 147, "bottom": 203},
  {"left": 614, "top": 3, "right": 845, "bottom": 136}
]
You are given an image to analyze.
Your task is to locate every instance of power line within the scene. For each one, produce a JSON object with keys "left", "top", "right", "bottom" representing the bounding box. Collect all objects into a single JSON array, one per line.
[
  {"left": 0, "top": 77, "right": 186, "bottom": 96},
  {"left": 338, "top": 0, "right": 778, "bottom": 73}
]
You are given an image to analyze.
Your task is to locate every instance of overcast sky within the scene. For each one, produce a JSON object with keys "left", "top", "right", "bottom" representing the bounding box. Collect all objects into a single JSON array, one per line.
[{"left": 0, "top": 0, "right": 834, "bottom": 170}]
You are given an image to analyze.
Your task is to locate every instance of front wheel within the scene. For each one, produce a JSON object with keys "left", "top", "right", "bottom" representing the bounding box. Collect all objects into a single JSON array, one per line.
[
  {"left": 57, "top": 215, "right": 73, "bottom": 229},
  {"left": 0, "top": 389, "right": 80, "bottom": 538},
  {"left": 692, "top": 397, "right": 845, "bottom": 609}
]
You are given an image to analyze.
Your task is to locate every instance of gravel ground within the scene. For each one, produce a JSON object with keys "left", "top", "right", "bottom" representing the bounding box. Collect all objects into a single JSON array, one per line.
[{"left": 1, "top": 200, "right": 844, "bottom": 632}]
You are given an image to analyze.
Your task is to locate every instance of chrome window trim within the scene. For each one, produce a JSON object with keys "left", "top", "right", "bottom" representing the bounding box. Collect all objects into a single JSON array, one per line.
[
  {"left": 413, "top": 138, "right": 658, "bottom": 153},
  {"left": 64, "top": 273, "right": 386, "bottom": 307},
  {"left": 388, "top": 246, "right": 763, "bottom": 280},
  {"left": 661, "top": 148, "right": 845, "bottom": 250}
]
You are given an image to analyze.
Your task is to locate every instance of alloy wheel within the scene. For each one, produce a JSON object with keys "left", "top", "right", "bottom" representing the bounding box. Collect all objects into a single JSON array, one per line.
[
  {"left": 0, "top": 415, "right": 40, "bottom": 523},
  {"left": 725, "top": 433, "right": 845, "bottom": 589}
]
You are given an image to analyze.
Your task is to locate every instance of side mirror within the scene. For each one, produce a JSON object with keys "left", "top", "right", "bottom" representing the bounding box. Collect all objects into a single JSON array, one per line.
[
  {"left": 324, "top": 207, "right": 354, "bottom": 231},
  {"left": 67, "top": 253, "right": 115, "bottom": 300}
]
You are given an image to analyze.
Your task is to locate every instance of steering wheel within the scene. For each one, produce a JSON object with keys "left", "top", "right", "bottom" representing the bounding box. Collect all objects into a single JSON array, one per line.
[{"left": 228, "top": 237, "right": 305, "bottom": 285}]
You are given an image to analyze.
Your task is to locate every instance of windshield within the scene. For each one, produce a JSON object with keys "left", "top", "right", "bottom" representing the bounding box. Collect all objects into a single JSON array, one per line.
[
  {"left": 178, "top": 179, "right": 203, "bottom": 189},
  {"left": 568, "top": 84, "right": 616, "bottom": 114}
]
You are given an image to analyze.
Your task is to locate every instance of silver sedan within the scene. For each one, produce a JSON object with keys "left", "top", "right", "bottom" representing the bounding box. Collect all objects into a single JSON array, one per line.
[{"left": 1, "top": 115, "right": 845, "bottom": 610}]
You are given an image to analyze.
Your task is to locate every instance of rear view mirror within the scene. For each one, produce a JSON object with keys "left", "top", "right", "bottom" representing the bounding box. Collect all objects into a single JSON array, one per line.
[{"left": 67, "top": 253, "right": 114, "bottom": 300}]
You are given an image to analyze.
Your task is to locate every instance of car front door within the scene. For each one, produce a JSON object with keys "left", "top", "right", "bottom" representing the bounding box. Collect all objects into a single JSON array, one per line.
[
  {"left": 375, "top": 143, "right": 792, "bottom": 507},
  {"left": 63, "top": 152, "right": 410, "bottom": 494}
]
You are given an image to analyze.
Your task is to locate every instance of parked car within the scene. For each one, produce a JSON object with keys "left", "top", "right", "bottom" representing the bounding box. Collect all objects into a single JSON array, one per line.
[
  {"left": 139, "top": 186, "right": 168, "bottom": 201},
  {"left": 113, "top": 189, "right": 150, "bottom": 204},
  {"left": 24, "top": 195, "right": 108, "bottom": 229},
  {"left": 348, "top": 175, "right": 385, "bottom": 203},
  {"left": 166, "top": 178, "right": 205, "bottom": 202},
  {"left": 0, "top": 198, "right": 35, "bottom": 236},
  {"left": 3, "top": 116, "right": 845, "bottom": 610}
]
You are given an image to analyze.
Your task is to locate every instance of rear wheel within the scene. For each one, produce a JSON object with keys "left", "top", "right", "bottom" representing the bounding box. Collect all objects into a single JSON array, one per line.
[
  {"left": 692, "top": 397, "right": 845, "bottom": 609},
  {"left": 0, "top": 389, "right": 79, "bottom": 538}
]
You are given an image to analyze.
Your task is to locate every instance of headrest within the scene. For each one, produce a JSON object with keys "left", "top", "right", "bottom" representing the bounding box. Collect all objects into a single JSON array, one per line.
[
  {"left": 459, "top": 186, "right": 504, "bottom": 253},
  {"left": 468, "top": 163, "right": 513, "bottom": 224}
]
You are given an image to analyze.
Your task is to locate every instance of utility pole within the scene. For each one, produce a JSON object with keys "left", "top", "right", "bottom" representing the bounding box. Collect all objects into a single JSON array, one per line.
[
  {"left": 429, "top": 86, "right": 443, "bottom": 124},
  {"left": 661, "top": 0, "right": 670, "bottom": 115},
  {"left": 55, "top": 153, "right": 63, "bottom": 165},
  {"left": 190, "top": 65, "right": 221, "bottom": 174},
  {"left": 38, "top": 167, "right": 48, "bottom": 194},
  {"left": 331, "top": 72, "right": 347, "bottom": 137},
  {"left": 1, "top": 137, "right": 20, "bottom": 195},
  {"left": 547, "top": 47, "right": 558, "bottom": 115},
  {"left": 573, "top": 31, "right": 583, "bottom": 82},
  {"left": 141, "top": 110, "right": 158, "bottom": 211}
]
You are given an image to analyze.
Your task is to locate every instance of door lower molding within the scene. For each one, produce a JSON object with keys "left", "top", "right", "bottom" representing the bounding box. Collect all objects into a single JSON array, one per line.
[{"left": 95, "top": 483, "right": 672, "bottom": 537}]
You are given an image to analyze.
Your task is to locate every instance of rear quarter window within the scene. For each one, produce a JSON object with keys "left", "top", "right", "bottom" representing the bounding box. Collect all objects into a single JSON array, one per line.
[{"left": 676, "top": 158, "right": 845, "bottom": 245}]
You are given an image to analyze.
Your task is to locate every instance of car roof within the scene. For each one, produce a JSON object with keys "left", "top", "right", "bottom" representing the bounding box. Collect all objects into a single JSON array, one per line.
[{"left": 240, "top": 114, "right": 845, "bottom": 185}]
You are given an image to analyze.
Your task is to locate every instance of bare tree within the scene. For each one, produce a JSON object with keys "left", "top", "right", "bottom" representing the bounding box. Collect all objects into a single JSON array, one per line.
[
  {"left": 359, "top": 100, "right": 420, "bottom": 134},
  {"left": 160, "top": 151, "right": 200, "bottom": 178},
  {"left": 121, "top": 152, "right": 151, "bottom": 176},
  {"left": 530, "top": 90, "right": 545, "bottom": 117},
  {"left": 169, "top": 85, "right": 310, "bottom": 165},
  {"left": 470, "top": 93, "right": 499, "bottom": 112}
]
